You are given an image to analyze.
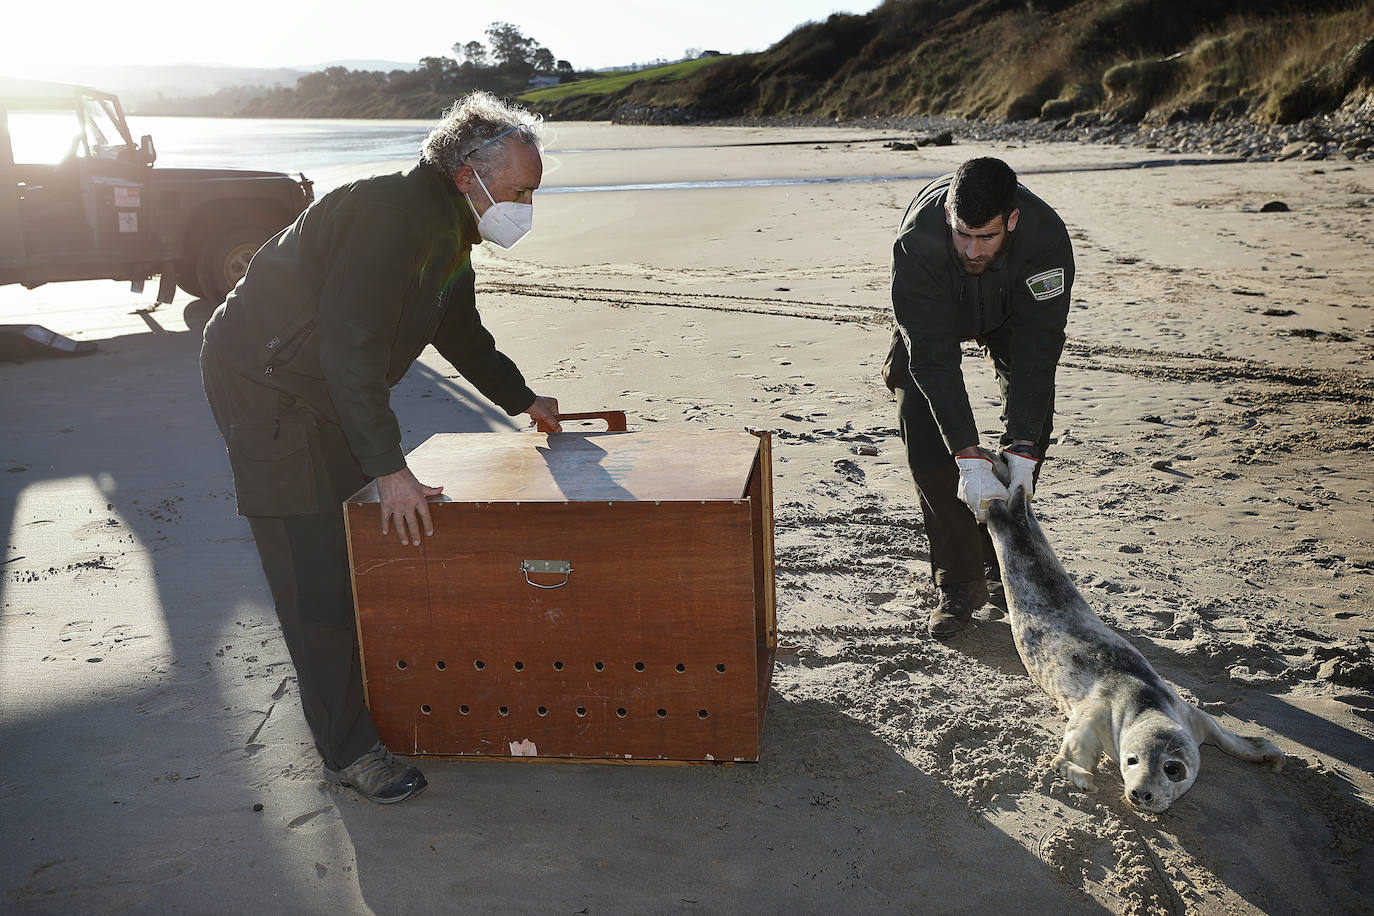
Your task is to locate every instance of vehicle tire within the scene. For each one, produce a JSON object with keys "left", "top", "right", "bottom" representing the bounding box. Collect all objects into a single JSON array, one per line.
[
  {"left": 196, "top": 223, "right": 272, "bottom": 304},
  {"left": 175, "top": 258, "right": 205, "bottom": 299}
]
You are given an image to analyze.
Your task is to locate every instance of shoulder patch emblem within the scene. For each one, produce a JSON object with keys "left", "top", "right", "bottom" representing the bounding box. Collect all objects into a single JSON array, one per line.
[{"left": 1026, "top": 268, "right": 1065, "bottom": 301}]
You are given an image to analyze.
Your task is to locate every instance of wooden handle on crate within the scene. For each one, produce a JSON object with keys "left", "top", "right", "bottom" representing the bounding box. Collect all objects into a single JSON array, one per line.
[{"left": 536, "top": 410, "right": 628, "bottom": 433}]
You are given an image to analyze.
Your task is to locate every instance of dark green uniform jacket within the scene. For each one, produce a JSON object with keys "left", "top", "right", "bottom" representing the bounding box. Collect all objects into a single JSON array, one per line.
[
  {"left": 203, "top": 161, "right": 536, "bottom": 478},
  {"left": 888, "top": 175, "right": 1074, "bottom": 453}
]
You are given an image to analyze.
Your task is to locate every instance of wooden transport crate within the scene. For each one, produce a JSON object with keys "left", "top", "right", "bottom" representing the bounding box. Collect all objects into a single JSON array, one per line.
[{"left": 343, "top": 414, "right": 776, "bottom": 763}]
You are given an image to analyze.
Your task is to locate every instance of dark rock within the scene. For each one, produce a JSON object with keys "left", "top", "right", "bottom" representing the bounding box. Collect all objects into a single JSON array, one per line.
[
  {"left": 1166, "top": 101, "right": 1214, "bottom": 124},
  {"left": 611, "top": 104, "right": 703, "bottom": 125},
  {"left": 1260, "top": 200, "right": 1290, "bottom": 212}
]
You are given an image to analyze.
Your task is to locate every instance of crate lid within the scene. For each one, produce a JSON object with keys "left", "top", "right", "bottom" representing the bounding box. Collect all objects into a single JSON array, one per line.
[{"left": 348, "top": 430, "right": 764, "bottom": 504}]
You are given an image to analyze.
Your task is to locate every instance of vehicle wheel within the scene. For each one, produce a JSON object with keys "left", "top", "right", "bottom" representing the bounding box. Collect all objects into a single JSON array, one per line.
[
  {"left": 175, "top": 258, "right": 205, "bottom": 299},
  {"left": 196, "top": 223, "right": 272, "bottom": 304}
]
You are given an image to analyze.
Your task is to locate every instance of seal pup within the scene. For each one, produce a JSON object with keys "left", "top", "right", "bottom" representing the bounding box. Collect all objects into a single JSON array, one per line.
[{"left": 983, "top": 480, "right": 1284, "bottom": 813}]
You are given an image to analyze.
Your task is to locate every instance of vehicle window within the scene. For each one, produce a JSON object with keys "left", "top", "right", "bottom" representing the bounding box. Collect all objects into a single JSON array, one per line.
[
  {"left": 83, "top": 97, "right": 128, "bottom": 160},
  {"left": 8, "top": 109, "right": 84, "bottom": 165}
]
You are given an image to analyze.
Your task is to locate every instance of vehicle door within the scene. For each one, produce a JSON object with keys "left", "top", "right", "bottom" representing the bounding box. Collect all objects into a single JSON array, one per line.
[{"left": 6, "top": 98, "right": 98, "bottom": 258}]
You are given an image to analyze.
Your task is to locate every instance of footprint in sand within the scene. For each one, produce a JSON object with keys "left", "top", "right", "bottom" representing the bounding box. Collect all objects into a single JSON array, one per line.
[
  {"left": 58, "top": 620, "right": 94, "bottom": 643},
  {"left": 287, "top": 806, "right": 334, "bottom": 829},
  {"left": 832, "top": 458, "right": 866, "bottom": 483},
  {"left": 73, "top": 518, "right": 123, "bottom": 540}
]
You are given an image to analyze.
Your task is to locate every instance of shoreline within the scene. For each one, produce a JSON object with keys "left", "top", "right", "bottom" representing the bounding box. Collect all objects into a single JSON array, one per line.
[{"left": 652, "top": 108, "right": 1374, "bottom": 163}]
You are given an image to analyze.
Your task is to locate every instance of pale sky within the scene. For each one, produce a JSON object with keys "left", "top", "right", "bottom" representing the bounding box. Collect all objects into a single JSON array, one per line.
[{"left": 8, "top": 0, "right": 881, "bottom": 75}]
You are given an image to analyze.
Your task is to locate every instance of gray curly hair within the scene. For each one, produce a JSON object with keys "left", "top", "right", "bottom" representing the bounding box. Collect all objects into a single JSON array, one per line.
[{"left": 421, "top": 91, "right": 543, "bottom": 176}]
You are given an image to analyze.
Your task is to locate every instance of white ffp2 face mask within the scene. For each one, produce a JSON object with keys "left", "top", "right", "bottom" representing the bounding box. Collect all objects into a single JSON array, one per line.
[{"left": 468, "top": 168, "right": 532, "bottom": 249}]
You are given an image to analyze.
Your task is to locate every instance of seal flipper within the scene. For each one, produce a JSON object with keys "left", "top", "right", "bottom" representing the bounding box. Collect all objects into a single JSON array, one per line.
[
  {"left": 1054, "top": 700, "right": 1107, "bottom": 790},
  {"left": 1188, "top": 705, "right": 1286, "bottom": 771}
]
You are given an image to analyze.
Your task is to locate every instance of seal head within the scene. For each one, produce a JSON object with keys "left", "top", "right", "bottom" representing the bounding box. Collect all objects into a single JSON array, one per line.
[{"left": 1119, "top": 711, "right": 1202, "bottom": 813}]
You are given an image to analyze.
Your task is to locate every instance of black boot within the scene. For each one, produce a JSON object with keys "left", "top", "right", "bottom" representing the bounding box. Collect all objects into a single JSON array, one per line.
[{"left": 929, "top": 580, "right": 990, "bottom": 637}]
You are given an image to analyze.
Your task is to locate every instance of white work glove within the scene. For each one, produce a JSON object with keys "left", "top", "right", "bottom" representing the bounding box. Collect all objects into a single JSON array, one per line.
[
  {"left": 1002, "top": 448, "right": 1039, "bottom": 500},
  {"left": 955, "top": 454, "right": 1010, "bottom": 522}
]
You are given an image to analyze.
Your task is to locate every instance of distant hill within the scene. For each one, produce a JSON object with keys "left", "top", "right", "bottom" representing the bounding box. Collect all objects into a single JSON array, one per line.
[
  {"left": 7, "top": 63, "right": 306, "bottom": 111},
  {"left": 3, "top": 61, "right": 416, "bottom": 114},
  {"left": 287, "top": 60, "right": 417, "bottom": 73},
  {"left": 524, "top": 0, "right": 1374, "bottom": 126}
]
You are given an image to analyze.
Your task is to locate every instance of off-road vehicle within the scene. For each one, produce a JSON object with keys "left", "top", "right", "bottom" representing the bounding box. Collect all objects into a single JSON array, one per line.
[{"left": 1, "top": 77, "right": 313, "bottom": 305}]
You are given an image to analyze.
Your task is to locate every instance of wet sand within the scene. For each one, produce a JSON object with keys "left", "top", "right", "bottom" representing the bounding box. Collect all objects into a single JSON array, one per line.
[{"left": 2, "top": 123, "right": 1372, "bottom": 913}]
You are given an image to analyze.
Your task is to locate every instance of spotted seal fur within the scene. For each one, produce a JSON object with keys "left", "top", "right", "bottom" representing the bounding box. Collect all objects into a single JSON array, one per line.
[{"left": 983, "top": 479, "right": 1284, "bottom": 812}]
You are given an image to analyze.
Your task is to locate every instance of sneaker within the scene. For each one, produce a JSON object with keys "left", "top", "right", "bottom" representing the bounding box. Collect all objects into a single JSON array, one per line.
[
  {"left": 928, "top": 581, "right": 989, "bottom": 637},
  {"left": 324, "top": 741, "right": 427, "bottom": 804}
]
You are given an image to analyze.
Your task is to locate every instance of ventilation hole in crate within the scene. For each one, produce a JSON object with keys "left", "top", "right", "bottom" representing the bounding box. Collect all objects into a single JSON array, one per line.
[
  {"left": 513, "top": 661, "right": 525, "bottom": 671},
  {"left": 537, "top": 706, "right": 548, "bottom": 717},
  {"left": 576, "top": 706, "right": 587, "bottom": 717},
  {"left": 657, "top": 708, "right": 668, "bottom": 718},
  {"left": 459, "top": 704, "right": 470, "bottom": 715},
  {"left": 474, "top": 660, "right": 486, "bottom": 670},
  {"left": 396, "top": 659, "right": 407, "bottom": 670},
  {"left": 594, "top": 661, "right": 605, "bottom": 672},
  {"left": 421, "top": 704, "right": 432, "bottom": 715},
  {"left": 675, "top": 663, "right": 686, "bottom": 673},
  {"left": 436, "top": 660, "right": 446, "bottom": 670},
  {"left": 697, "top": 709, "right": 709, "bottom": 719},
  {"left": 716, "top": 663, "right": 726, "bottom": 673},
  {"left": 553, "top": 660, "right": 564, "bottom": 671},
  {"left": 634, "top": 661, "right": 645, "bottom": 672},
  {"left": 616, "top": 707, "right": 627, "bottom": 718},
  {"left": 499, "top": 705, "right": 509, "bottom": 716}
]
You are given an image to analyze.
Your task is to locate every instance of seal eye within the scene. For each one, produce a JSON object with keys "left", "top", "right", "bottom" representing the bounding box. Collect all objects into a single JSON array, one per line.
[
  {"left": 1163, "top": 761, "right": 1187, "bottom": 782},
  {"left": 1125, "top": 755, "right": 1139, "bottom": 767}
]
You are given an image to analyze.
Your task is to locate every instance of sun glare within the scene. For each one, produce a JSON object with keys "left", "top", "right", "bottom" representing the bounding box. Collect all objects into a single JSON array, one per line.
[{"left": 8, "top": 112, "right": 85, "bottom": 164}]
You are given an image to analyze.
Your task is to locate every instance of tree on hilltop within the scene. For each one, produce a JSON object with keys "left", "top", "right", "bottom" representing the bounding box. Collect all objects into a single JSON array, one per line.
[
  {"left": 418, "top": 56, "right": 456, "bottom": 92},
  {"left": 531, "top": 47, "right": 556, "bottom": 74},
  {"left": 483, "top": 21, "right": 559, "bottom": 75},
  {"left": 454, "top": 40, "right": 488, "bottom": 68}
]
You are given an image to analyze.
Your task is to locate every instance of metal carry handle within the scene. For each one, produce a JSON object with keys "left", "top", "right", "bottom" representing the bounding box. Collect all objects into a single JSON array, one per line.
[
  {"left": 535, "top": 410, "right": 627, "bottom": 433},
  {"left": 521, "top": 559, "right": 573, "bottom": 589}
]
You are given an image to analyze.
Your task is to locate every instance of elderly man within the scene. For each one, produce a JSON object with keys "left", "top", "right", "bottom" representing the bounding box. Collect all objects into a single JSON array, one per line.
[
  {"left": 883, "top": 157, "right": 1074, "bottom": 637},
  {"left": 200, "top": 91, "right": 560, "bottom": 803}
]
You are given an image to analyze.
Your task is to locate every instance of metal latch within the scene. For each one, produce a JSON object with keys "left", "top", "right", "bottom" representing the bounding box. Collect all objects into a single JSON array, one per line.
[{"left": 521, "top": 559, "right": 572, "bottom": 589}]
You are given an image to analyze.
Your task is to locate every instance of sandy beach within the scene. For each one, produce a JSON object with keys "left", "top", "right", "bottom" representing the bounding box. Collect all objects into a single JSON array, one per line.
[{"left": 2, "top": 122, "right": 1371, "bottom": 913}]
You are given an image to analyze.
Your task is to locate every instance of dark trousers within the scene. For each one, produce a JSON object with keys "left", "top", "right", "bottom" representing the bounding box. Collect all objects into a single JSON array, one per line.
[
  {"left": 886, "top": 331, "right": 1054, "bottom": 589},
  {"left": 201, "top": 343, "right": 379, "bottom": 771}
]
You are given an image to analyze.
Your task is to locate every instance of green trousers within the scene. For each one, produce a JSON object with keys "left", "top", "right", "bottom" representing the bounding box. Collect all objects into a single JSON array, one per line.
[{"left": 201, "top": 342, "right": 379, "bottom": 771}]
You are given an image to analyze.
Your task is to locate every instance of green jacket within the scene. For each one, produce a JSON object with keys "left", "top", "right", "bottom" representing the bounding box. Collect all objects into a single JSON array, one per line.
[
  {"left": 203, "top": 161, "right": 536, "bottom": 478},
  {"left": 890, "top": 175, "right": 1074, "bottom": 452}
]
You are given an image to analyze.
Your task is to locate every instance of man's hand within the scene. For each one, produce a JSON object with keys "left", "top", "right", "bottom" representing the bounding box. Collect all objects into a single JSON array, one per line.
[
  {"left": 1002, "top": 443, "right": 1039, "bottom": 500},
  {"left": 955, "top": 454, "right": 1010, "bottom": 522},
  {"left": 377, "top": 467, "right": 443, "bottom": 546},
  {"left": 525, "top": 395, "right": 561, "bottom": 432}
]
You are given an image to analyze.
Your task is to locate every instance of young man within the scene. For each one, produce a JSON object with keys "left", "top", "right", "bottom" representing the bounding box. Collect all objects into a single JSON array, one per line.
[
  {"left": 200, "top": 91, "right": 561, "bottom": 802},
  {"left": 884, "top": 157, "right": 1075, "bottom": 637}
]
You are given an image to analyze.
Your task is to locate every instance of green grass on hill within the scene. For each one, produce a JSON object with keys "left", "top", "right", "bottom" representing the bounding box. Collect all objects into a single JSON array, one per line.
[{"left": 521, "top": 57, "right": 727, "bottom": 104}]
